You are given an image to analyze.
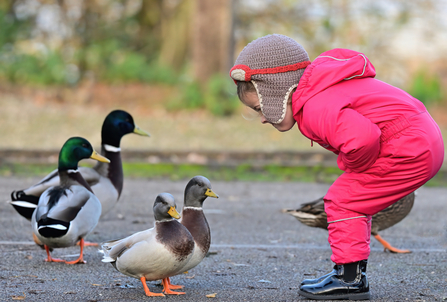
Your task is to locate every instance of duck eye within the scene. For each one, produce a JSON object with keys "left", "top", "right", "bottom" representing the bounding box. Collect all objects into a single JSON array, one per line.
[{"left": 82, "top": 143, "right": 88, "bottom": 148}]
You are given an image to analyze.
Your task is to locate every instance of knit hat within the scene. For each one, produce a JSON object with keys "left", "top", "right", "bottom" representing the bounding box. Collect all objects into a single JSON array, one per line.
[{"left": 230, "top": 34, "right": 310, "bottom": 124}]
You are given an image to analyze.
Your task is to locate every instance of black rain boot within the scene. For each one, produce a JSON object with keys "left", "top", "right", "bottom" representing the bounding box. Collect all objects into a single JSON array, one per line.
[
  {"left": 300, "top": 265, "right": 337, "bottom": 286},
  {"left": 300, "top": 260, "right": 367, "bottom": 286},
  {"left": 298, "top": 260, "right": 370, "bottom": 300}
]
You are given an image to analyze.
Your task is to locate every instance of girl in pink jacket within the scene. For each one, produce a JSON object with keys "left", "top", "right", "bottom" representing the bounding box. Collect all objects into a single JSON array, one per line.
[{"left": 230, "top": 34, "right": 444, "bottom": 300}]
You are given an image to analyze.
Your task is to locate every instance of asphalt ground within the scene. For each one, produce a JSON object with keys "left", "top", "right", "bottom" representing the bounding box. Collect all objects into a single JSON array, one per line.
[{"left": 1, "top": 176, "right": 446, "bottom": 301}]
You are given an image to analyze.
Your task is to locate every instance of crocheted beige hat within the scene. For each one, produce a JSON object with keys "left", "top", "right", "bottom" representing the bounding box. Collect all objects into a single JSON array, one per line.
[{"left": 230, "top": 34, "right": 310, "bottom": 124}]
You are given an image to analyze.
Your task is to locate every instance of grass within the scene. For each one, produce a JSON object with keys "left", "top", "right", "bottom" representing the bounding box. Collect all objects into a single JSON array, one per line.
[
  {"left": 1, "top": 162, "right": 445, "bottom": 187},
  {"left": 1, "top": 84, "right": 446, "bottom": 153},
  {"left": 0, "top": 84, "right": 445, "bottom": 187}
]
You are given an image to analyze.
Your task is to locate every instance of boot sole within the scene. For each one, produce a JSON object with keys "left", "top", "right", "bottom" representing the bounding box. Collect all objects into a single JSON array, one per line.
[{"left": 298, "top": 289, "right": 371, "bottom": 300}]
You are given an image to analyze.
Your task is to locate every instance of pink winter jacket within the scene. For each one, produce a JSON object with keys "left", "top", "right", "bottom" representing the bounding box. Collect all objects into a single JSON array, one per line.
[{"left": 292, "top": 48, "right": 429, "bottom": 173}]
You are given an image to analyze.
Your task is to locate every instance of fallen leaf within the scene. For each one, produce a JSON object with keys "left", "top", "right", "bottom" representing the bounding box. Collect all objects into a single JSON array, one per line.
[
  {"left": 206, "top": 293, "right": 217, "bottom": 298},
  {"left": 185, "top": 275, "right": 196, "bottom": 279},
  {"left": 233, "top": 263, "right": 249, "bottom": 267},
  {"left": 12, "top": 293, "right": 26, "bottom": 300},
  {"left": 25, "top": 255, "right": 33, "bottom": 260},
  {"left": 258, "top": 279, "right": 271, "bottom": 283},
  {"left": 92, "top": 284, "right": 102, "bottom": 286}
]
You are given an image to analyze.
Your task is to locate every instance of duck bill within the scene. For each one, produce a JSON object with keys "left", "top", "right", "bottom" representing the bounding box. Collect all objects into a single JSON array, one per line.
[
  {"left": 168, "top": 206, "right": 181, "bottom": 219},
  {"left": 205, "top": 188, "right": 219, "bottom": 198},
  {"left": 133, "top": 125, "right": 150, "bottom": 137},
  {"left": 90, "top": 150, "right": 110, "bottom": 163}
]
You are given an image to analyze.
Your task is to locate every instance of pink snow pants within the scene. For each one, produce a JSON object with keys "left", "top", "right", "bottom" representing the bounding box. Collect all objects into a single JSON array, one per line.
[{"left": 324, "top": 111, "right": 444, "bottom": 264}]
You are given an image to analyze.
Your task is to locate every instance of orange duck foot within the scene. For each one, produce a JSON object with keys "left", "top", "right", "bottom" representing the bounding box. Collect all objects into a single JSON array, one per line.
[
  {"left": 166, "top": 277, "right": 184, "bottom": 290},
  {"left": 65, "top": 238, "right": 87, "bottom": 264},
  {"left": 77, "top": 240, "right": 98, "bottom": 247},
  {"left": 45, "top": 256, "right": 65, "bottom": 263},
  {"left": 140, "top": 277, "right": 165, "bottom": 297},
  {"left": 64, "top": 258, "right": 87, "bottom": 265},
  {"left": 374, "top": 234, "right": 411, "bottom": 254},
  {"left": 44, "top": 245, "right": 65, "bottom": 263},
  {"left": 162, "top": 278, "right": 186, "bottom": 295}
]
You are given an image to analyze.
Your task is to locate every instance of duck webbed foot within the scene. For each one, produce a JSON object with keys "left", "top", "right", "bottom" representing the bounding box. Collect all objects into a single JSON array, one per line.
[
  {"left": 374, "top": 234, "right": 411, "bottom": 253},
  {"left": 166, "top": 277, "right": 184, "bottom": 289},
  {"left": 140, "top": 277, "right": 165, "bottom": 297},
  {"left": 65, "top": 238, "right": 87, "bottom": 264},
  {"left": 162, "top": 278, "right": 186, "bottom": 295},
  {"left": 44, "top": 245, "right": 65, "bottom": 263}
]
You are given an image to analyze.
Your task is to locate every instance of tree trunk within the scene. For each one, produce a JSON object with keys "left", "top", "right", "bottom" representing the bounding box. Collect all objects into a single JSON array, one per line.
[{"left": 191, "top": 0, "right": 234, "bottom": 84}]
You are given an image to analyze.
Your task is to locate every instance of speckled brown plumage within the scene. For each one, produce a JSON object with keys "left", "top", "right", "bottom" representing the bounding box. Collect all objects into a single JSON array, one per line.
[{"left": 283, "top": 192, "right": 415, "bottom": 253}]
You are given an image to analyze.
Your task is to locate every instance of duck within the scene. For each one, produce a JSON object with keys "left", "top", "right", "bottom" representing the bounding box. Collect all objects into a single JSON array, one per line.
[
  {"left": 31, "top": 137, "right": 110, "bottom": 264},
  {"left": 10, "top": 110, "right": 150, "bottom": 220},
  {"left": 283, "top": 192, "right": 415, "bottom": 253},
  {"left": 165, "top": 176, "right": 219, "bottom": 291},
  {"left": 101, "top": 193, "right": 195, "bottom": 297}
]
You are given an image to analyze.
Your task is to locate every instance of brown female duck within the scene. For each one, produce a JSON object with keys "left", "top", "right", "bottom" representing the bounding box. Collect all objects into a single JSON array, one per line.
[{"left": 283, "top": 192, "right": 415, "bottom": 253}]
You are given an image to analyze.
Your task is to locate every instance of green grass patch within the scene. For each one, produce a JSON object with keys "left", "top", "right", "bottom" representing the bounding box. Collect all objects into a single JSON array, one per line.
[
  {"left": 0, "top": 163, "right": 56, "bottom": 177},
  {"left": 121, "top": 162, "right": 344, "bottom": 183},
  {"left": 0, "top": 162, "right": 342, "bottom": 183},
  {"left": 1, "top": 162, "right": 445, "bottom": 187}
]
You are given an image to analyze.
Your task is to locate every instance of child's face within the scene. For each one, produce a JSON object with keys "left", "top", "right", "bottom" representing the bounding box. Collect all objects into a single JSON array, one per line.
[{"left": 242, "top": 92, "right": 296, "bottom": 132}]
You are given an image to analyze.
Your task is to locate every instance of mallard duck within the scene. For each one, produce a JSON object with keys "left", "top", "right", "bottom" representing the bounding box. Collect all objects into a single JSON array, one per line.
[
  {"left": 10, "top": 110, "right": 150, "bottom": 220},
  {"left": 101, "top": 193, "right": 195, "bottom": 297},
  {"left": 283, "top": 192, "right": 415, "bottom": 253},
  {"left": 31, "top": 137, "right": 110, "bottom": 264},
  {"left": 165, "top": 176, "right": 219, "bottom": 291}
]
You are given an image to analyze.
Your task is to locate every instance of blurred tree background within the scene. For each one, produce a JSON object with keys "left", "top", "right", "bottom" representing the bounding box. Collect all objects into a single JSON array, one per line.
[{"left": 0, "top": 0, "right": 446, "bottom": 152}]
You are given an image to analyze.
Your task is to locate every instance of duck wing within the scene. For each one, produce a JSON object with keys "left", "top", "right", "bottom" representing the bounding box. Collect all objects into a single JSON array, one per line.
[
  {"left": 35, "top": 186, "right": 92, "bottom": 222},
  {"left": 284, "top": 193, "right": 415, "bottom": 235},
  {"left": 282, "top": 197, "right": 328, "bottom": 229},
  {"left": 101, "top": 229, "right": 154, "bottom": 263},
  {"left": 11, "top": 169, "right": 60, "bottom": 203},
  {"left": 13, "top": 167, "right": 100, "bottom": 200},
  {"left": 10, "top": 167, "right": 102, "bottom": 221},
  {"left": 33, "top": 185, "right": 96, "bottom": 240},
  {"left": 370, "top": 192, "right": 415, "bottom": 235}
]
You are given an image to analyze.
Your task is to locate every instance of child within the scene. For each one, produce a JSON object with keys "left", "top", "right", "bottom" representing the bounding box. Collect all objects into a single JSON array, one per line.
[{"left": 229, "top": 34, "right": 444, "bottom": 300}]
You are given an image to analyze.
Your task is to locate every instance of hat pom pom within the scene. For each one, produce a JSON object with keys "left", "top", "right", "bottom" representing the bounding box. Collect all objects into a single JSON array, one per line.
[{"left": 230, "top": 69, "right": 247, "bottom": 81}]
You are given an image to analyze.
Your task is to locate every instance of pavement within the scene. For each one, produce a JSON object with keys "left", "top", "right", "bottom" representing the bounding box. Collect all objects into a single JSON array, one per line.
[{"left": 1, "top": 176, "right": 446, "bottom": 301}]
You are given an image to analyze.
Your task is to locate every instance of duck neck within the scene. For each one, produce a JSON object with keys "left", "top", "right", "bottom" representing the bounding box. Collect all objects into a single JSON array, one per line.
[
  {"left": 181, "top": 207, "right": 210, "bottom": 252},
  {"left": 58, "top": 169, "right": 94, "bottom": 193},
  {"left": 94, "top": 144, "right": 123, "bottom": 196}
]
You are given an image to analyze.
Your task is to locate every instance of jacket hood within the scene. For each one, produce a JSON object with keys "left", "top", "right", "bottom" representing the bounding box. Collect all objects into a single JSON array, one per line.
[{"left": 292, "top": 48, "right": 376, "bottom": 113}]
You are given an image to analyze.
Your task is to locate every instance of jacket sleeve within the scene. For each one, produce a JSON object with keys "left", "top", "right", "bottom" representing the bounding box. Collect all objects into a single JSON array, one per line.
[{"left": 304, "top": 105, "right": 381, "bottom": 173}]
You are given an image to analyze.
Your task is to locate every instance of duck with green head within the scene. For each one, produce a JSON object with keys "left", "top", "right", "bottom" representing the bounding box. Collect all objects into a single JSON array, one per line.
[
  {"left": 32, "top": 137, "right": 110, "bottom": 264},
  {"left": 10, "top": 110, "right": 150, "bottom": 220}
]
